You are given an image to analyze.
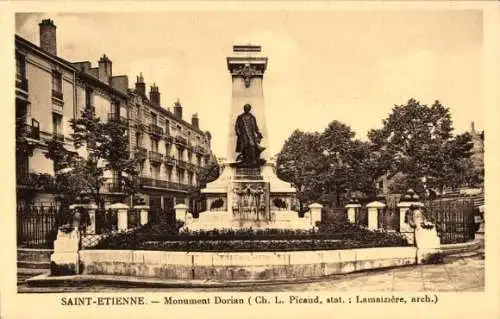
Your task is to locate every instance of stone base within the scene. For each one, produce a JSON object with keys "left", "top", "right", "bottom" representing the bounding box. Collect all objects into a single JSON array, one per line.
[
  {"left": 181, "top": 210, "right": 315, "bottom": 232},
  {"left": 50, "top": 252, "right": 80, "bottom": 276}
]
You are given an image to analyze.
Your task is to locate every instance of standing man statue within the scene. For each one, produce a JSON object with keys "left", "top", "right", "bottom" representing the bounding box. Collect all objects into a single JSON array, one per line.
[{"left": 234, "top": 104, "right": 265, "bottom": 168}]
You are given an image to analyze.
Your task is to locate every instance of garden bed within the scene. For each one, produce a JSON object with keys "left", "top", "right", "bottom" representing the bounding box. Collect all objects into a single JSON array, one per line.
[{"left": 89, "top": 220, "right": 409, "bottom": 252}]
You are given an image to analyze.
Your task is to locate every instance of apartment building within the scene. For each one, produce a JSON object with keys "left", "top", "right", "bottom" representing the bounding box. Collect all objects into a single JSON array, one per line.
[
  {"left": 15, "top": 18, "right": 213, "bottom": 215},
  {"left": 129, "top": 74, "right": 212, "bottom": 213}
]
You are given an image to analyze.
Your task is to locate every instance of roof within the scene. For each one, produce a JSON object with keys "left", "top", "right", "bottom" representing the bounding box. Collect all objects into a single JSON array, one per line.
[{"left": 15, "top": 34, "right": 128, "bottom": 99}]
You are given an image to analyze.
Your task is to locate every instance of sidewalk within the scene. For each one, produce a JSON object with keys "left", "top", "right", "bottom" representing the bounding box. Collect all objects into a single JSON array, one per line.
[{"left": 18, "top": 253, "right": 484, "bottom": 293}]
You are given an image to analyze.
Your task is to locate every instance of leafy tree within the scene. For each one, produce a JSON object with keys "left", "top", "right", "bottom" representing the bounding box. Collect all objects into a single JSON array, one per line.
[
  {"left": 276, "top": 130, "right": 323, "bottom": 209},
  {"left": 45, "top": 107, "right": 140, "bottom": 210},
  {"left": 368, "top": 99, "right": 478, "bottom": 193}
]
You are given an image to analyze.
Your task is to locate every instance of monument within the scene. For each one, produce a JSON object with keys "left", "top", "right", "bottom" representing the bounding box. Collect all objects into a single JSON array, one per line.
[{"left": 180, "top": 45, "right": 319, "bottom": 231}]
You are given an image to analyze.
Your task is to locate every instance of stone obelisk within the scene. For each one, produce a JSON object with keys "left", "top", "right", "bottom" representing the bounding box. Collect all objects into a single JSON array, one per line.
[{"left": 226, "top": 45, "right": 269, "bottom": 164}]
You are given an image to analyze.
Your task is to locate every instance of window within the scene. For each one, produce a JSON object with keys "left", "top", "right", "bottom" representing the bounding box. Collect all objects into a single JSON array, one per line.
[
  {"left": 85, "top": 88, "right": 93, "bottom": 110},
  {"left": 52, "top": 71, "right": 63, "bottom": 99},
  {"left": 16, "top": 54, "right": 26, "bottom": 82},
  {"left": 151, "top": 113, "right": 157, "bottom": 125},
  {"left": 151, "top": 139, "right": 158, "bottom": 152},
  {"left": 135, "top": 132, "right": 142, "bottom": 147},
  {"left": 52, "top": 113, "right": 63, "bottom": 141},
  {"left": 378, "top": 181, "right": 384, "bottom": 189}
]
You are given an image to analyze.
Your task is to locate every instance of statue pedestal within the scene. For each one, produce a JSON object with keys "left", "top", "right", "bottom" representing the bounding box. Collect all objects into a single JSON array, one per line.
[{"left": 182, "top": 163, "right": 312, "bottom": 232}]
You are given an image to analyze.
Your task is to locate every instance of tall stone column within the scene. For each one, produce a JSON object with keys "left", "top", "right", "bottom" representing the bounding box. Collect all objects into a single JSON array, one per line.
[{"left": 227, "top": 45, "right": 269, "bottom": 163}]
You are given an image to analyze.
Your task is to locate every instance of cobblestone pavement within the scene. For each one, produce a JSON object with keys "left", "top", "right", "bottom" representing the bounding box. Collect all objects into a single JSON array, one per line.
[{"left": 17, "top": 254, "right": 484, "bottom": 293}]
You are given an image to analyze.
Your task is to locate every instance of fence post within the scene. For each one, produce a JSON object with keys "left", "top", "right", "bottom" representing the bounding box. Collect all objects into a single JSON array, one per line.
[
  {"left": 366, "top": 201, "right": 386, "bottom": 230},
  {"left": 397, "top": 189, "right": 423, "bottom": 245},
  {"left": 108, "top": 203, "right": 130, "bottom": 231},
  {"left": 345, "top": 202, "right": 361, "bottom": 224},
  {"left": 174, "top": 203, "right": 190, "bottom": 223},
  {"left": 134, "top": 204, "right": 150, "bottom": 226},
  {"left": 308, "top": 203, "right": 323, "bottom": 226},
  {"left": 50, "top": 225, "right": 80, "bottom": 276}
]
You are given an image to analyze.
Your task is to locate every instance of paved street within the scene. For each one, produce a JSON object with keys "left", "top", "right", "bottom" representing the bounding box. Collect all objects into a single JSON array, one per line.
[{"left": 18, "top": 253, "right": 484, "bottom": 293}]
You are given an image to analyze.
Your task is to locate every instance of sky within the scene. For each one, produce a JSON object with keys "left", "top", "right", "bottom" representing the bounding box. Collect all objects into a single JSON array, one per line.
[{"left": 15, "top": 11, "right": 484, "bottom": 159}]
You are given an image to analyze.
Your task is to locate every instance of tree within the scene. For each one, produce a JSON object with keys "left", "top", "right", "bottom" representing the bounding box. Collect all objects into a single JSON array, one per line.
[
  {"left": 368, "top": 99, "right": 478, "bottom": 193},
  {"left": 46, "top": 107, "right": 140, "bottom": 210},
  {"left": 276, "top": 123, "right": 378, "bottom": 208},
  {"left": 276, "top": 130, "right": 323, "bottom": 208}
]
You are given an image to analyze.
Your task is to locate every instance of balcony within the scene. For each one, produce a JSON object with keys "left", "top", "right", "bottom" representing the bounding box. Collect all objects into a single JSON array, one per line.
[
  {"left": 52, "top": 90, "right": 63, "bottom": 101},
  {"left": 108, "top": 113, "right": 128, "bottom": 125},
  {"left": 195, "top": 145, "right": 205, "bottom": 154},
  {"left": 176, "top": 160, "right": 188, "bottom": 170},
  {"left": 15, "top": 77, "right": 28, "bottom": 92},
  {"left": 52, "top": 132, "right": 64, "bottom": 142},
  {"left": 105, "top": 182, "right": 123, "bottom": 193},
  {"left": 164, "top": 155, "right": 176, "bottom": 166},
  {"left": 175, "top": 136, "right": 188, "bottom": 146},
  {"left": 148, "top": 150, "right": 163, "bottom": 164},
  {"left": 149, "top": 124, "right": 164, "bottom": 137},
  {"left": 164, "top": 134, "right": 174, "bottom": 144},
  {"left": 18, "top": 124, "right": 40, "bottom": 140},
  {"left": 133, "top": 146, "right": 147, "bottom": 160},
  {"left": 139, "top": 177, "right": 190, "bottom": 193}
]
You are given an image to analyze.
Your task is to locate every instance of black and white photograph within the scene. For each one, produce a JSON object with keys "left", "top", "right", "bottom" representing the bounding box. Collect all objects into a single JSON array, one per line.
[{"left": 2, "top": 2, "right": 499, "bottom": 319}]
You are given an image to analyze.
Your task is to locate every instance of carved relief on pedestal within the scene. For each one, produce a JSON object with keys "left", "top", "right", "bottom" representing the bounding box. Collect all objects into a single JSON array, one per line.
[{"left": 232, "top": 182, "right": 270, "bottom": 221}]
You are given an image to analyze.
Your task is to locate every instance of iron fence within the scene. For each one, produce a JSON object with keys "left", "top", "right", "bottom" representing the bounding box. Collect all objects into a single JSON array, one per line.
[
  {"left": 424, "top": 199, "right": 476, "bottom": 244},
  {"left": 355, "top": 207, "right": 368, "bottom": 227},
  {"left": 17, "top": 203, "right": 61, "bottom": 248},
  {"left": 378, "top": 207, "right": 400, "bottom": 231}
]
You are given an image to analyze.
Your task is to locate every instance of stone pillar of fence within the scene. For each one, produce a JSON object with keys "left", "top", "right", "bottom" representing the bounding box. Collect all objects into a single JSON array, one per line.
[
  {"left": 397, "top": 189, "right": 423, "bottom": 245},
  {"left": 308, "top": 203, "right": 323, "bottom": 226},
  {"left": 345, "top": 200, "right": 361, "bottom": 224},
  {"left": 175, "top": 203, "right": 190, "bottom": 223},
  {"left": 134, "top": 205, "right": 150, "bottom": 226},
  {"left": 108, "top": 203, "right": 130, "bottom": 231},
  {"left": 366, "top": 201, "right": 386, "bottom": 230},
  {"left": 69, "top": 203, "right": 98, "bottom": 234},
  {"left": 50, "top": 226, "right": 80, "bottom": 276}
]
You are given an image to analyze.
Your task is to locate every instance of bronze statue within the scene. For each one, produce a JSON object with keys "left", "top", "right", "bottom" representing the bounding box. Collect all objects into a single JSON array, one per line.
[{"left": 234, "top": 104, "right": 265, "bottom": 168}]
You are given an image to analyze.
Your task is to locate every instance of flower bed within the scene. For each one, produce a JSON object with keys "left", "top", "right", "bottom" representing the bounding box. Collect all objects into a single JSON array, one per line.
[{"left": 89, "top": 220, "right": 409, "bottom": 251}]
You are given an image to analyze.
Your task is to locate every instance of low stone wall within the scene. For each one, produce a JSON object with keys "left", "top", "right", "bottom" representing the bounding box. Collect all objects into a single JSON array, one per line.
[{"left": 79, "top": 247, "right": 417, "bottom": 281}]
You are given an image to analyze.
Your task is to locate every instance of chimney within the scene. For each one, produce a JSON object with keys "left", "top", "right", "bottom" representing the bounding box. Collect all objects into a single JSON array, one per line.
[
  {"left": 149, "top": 84, "right": 160, "bottom": 107},
  {"left": 471, "top": 121, "right": 476, "bottom": 134},
  {"left": 135, "top": 73, "right": 146, "bottom": 96},
  {"left": 39, "top": 19, "right": 57, "bottom": 55},
  {"left": 191, "top": 113, "right": 199, "bottom": 129},
  {"left": 98, "top": 54, "right": 112, "bottom": 84},
  {"left": 174, "top": 98, "right": 183, "bottom": 119}
]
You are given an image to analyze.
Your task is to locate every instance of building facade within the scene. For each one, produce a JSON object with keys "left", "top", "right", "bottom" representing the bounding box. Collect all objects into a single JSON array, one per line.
[
  {"left": 15, "top": 19, "right": 213, "bottom": 216},
  {"left": 129, "top": 74, "right": 212, "bottom": 215}
]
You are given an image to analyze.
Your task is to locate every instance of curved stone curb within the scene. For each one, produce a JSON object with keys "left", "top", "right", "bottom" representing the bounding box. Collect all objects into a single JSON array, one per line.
[{"left": 439, "top": 239, "right": 482, "bottom": 256}]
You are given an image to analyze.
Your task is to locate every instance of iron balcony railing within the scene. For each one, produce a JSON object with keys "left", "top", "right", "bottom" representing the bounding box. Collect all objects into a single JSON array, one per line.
[
  {"left": 176, "top": 160, "right": 188, "bottom": 170},
  {"left": 107, "top": 113, "right": 128, "bottom": 124},
  {"left": 149, "top": 124, "right": 164, "bottom": 137},
  {"left": 175, "top": 136, "right": 188, "bottom": 146},
  {"left": 139, "top": 177, "right": 191, "bottom": 192},
  {"left": 16, "top": 78, "right": 29, "bottom": 92},
  {"left": 195, "top": 145, "right": 205, "bottom": 154},
  {"left": 148, "top": 150, "right": 163, "bottom": 163},
  {"left": 18, "top": 124, "right": 40, "bottom": 140},
  {"left": 164, "top": 155, "right": 176, "bottom": 166}
]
